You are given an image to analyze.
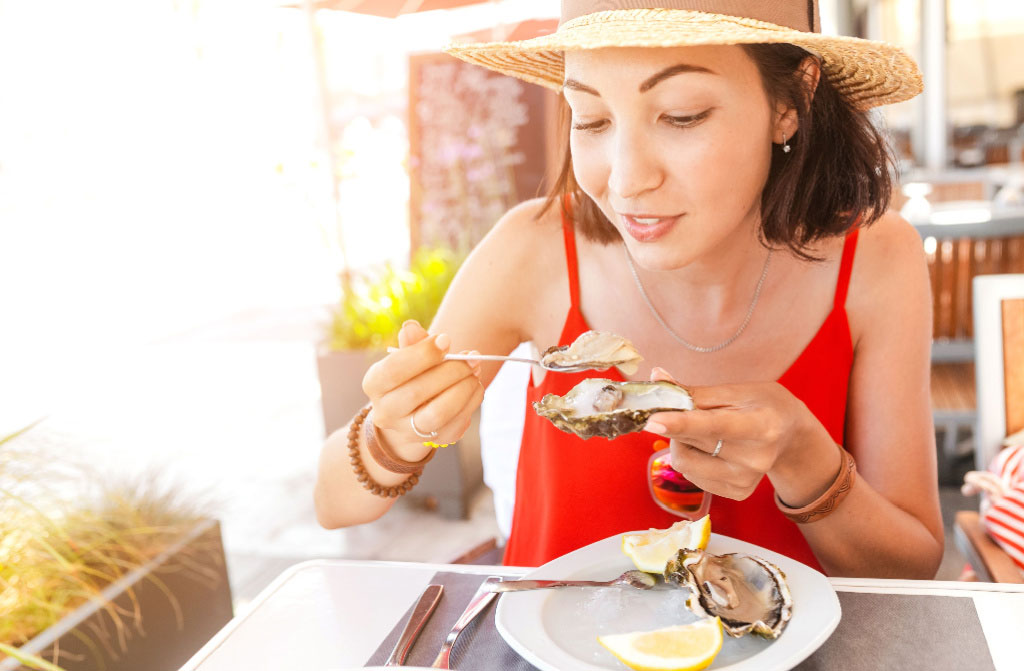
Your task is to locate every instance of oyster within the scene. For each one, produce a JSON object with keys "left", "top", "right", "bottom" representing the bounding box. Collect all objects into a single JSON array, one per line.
[
  {"left": 540, "top": 330, "right": 643, "bottom": 375},
  {"left": 533, "top": 378, "right": 693, "bottom": 440},
  {"left": 665, "top": 548, "right": 792, "bottom": 639}
]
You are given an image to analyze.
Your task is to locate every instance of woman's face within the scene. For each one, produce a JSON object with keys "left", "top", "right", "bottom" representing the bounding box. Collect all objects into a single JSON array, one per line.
[{"left": 563, "top": 45, "right": 783, "bottom": 270}]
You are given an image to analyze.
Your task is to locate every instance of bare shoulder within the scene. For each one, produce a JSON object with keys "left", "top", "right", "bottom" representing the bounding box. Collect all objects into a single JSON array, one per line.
[
  {"left": 482, "top": 197, "right": 564, "bottom": 261},
  {"left": 438, "top": 197, "right": 567, "bottom": 346},
  {"left": 855, "top": 210, "right": 927, "bottom": 273},
  {"left": 471, "top": 197, "right": 566, "bottom": 292},
  {"left": 846, "top": 210, "right": 930, "bottom": 343}
]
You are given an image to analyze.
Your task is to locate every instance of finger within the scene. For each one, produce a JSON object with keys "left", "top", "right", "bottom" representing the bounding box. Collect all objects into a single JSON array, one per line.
[
  {"left": 641, "top": 382, "right": 752, "bottom": 439},
  {"left": 409, "top": 374, "right": 483, "bottom": 438},
  {"left": 688, "top": 383, "right": 768, "bottom": 410},
  {"left": 685, "top": 475, "right": 756, "bottom": 501},
  {"left": 673, "top": 471, "right": 737, "bottom": 499},
  {"left": 363, "top": 331, "right": 452, "bottom": 398},
  {"left": 397, "top": 320, "right": 428, "bottom": 348},
  {"left": 461, "top": 350, "right": 483, "bottom": 379},
  {"left": 670, "top": 443, "right": 762, "bottom": 498},
  {"left": 650, "top": 366, "right": 680, "bottom": 383},
  {"left": 433, "top": 379, "right": 486, "bottom": 444},
  {"left": 670, "top": 441, "right": 735, "bottom": 478},
  {"left": 656, "top": 449, "right": 736, "bottom": 498},
  {"left": 376, "top": 359, "right": 479, "bottom": 422},
  {"left": 645, "top": 406, "right": 763, "bottom": 448}
]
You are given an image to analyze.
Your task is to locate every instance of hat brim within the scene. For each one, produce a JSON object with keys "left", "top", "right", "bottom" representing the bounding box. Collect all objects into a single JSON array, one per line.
[{"left": 444, "top": 9, "right": 922, "bottom": 110}]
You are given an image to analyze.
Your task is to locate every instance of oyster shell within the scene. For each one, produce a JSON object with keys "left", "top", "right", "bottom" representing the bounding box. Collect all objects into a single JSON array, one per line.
[
  {"left": 540, "top": 330, "right": 643, "bottom": 375},
  {"left": 533, "top": 378, "right": 693, "bottom": 440},
  {"left": 665, "top": 548, "right": 792, "bottom": 639}
]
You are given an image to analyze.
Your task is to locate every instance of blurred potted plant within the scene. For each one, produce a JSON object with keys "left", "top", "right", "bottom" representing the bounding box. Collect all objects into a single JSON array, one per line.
[
  {"left": 0, "top": 424, "right": 232, "bottom": 671},
  {"left": 317, "top": 244, "right": 484, "bottom": 518}
]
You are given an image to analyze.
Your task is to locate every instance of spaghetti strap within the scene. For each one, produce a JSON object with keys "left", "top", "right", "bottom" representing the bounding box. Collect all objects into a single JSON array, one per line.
[
  {"left": 561, "top": 196, "right": 581, "bottom": 309},
  {"left": 833, "top": 228, "right": 859, "bottom": 309}
]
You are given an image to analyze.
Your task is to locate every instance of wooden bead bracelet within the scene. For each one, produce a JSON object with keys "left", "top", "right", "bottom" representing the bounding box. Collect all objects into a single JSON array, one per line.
[
  {"left": 348, "top": 406, "right": 420, "bottom": 498},
  {"left": 774, "top": 444, "right": 857, "bottom": 524}
]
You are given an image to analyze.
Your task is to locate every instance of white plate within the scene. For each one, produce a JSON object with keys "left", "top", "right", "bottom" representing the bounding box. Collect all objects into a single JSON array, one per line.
[{"left": 496, "top": 533, "right": 840, "bottom": 671}]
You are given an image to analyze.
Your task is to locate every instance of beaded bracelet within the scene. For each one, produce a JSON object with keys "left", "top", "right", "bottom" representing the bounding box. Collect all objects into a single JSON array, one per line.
[
  {"left": 364, "top": 408, "right": 435, "bottom": 474},
  {"left": 348, "top": 406, "right": 419, "bottom": 498},
  {"left": 774, "top": 445, "right": 857, "bottom": 524}
]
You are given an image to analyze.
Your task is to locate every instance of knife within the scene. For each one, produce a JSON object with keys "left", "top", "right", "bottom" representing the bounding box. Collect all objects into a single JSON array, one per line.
[
  {"left": 384, "top": 583, "right": 444, "bottom": 667},
  {"left": 431, "top": 576, "right": 502, "bottom": 669}
]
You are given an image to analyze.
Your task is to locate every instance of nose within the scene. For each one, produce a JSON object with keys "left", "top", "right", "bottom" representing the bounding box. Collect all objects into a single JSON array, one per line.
[{"left": 607, "top": 126, "right": 663, "bottom": 201}]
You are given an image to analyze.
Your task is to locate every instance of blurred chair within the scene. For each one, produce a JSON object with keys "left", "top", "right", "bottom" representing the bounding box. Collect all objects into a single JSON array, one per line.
[
  {"left": 953, "top": 274, "right": 1024, "bottom": 583},
  {"left": 971, "top": 274, "right": 1024, "bottom": 471},
  {"left": 923, "top": 201, "right": 1024, "bottom": 469},
  {"left": 954, "top": 509, "right": 1023, "bottom": 583}
]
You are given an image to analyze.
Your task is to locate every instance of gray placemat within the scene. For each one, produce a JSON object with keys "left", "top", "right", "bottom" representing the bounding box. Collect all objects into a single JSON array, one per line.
[
  {"left": 364, "top": 571, "right": 538, "bottom": 669},
  {"left": 795, "top": 591, "right": 994, "bottom": 671},
  {"left": 366, "top": 573, "right": 995, "bottom": 670}
]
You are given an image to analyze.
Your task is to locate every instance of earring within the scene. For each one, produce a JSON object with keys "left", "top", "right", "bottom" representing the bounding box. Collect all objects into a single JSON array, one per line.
[{"left": 782, "top": 133, "right": 791, "bottom": 153}]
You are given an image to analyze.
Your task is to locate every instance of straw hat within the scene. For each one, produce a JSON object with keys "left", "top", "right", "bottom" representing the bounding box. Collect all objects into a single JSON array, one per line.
[{"left": 445, "top": 0, "right": 922, "bottom": 110}]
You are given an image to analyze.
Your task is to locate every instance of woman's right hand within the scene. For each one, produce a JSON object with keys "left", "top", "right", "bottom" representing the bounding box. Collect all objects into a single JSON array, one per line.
[{"left": 362, "top": 320, "right": 484, "bottom": 455}]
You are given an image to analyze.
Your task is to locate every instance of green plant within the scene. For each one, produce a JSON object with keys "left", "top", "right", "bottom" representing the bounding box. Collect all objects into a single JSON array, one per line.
[
  {"left": 326, "top": 244, "right": 466, "bottom": 351},
  {"left": 0, "top": 423, "right": 217, "bottom": 671}
]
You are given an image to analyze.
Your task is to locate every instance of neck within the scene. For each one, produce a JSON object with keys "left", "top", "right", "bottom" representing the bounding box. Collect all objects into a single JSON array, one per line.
[{"left": 626, "top": 215, "right": 772, "bottom": 316}]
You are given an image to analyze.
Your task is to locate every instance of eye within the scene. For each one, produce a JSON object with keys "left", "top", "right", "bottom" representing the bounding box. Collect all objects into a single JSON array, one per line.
[
  {"left": 662, "top": 109, "right": 712, "bottom": 128},
  {"left": 571, "top": 118, "right": 609, "bottom": 133}
]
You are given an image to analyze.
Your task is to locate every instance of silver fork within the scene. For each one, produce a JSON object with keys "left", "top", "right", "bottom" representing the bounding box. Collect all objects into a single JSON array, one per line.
[
  {"left": 484, "top": 569, "right": 657, "bottom": 592},
  {"left": 431, "top": 576, "right": 502, "bottom": 669}
]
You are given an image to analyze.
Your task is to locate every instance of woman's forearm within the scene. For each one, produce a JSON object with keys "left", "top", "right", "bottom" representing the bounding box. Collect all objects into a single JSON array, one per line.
[
  {"left": 796, "top": 477, "right": 944, "bottom": 578},
  {"left": 313, "top": 416, "right": 429, "bottom": 529},
  {"left": 767, "top": 411, "right": 943, "bottom": 578}
]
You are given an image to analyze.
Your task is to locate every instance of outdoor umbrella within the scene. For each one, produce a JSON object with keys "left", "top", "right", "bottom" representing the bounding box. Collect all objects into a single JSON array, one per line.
[{"left": 453, "top": 17, "right": 558, "bottom": 42}]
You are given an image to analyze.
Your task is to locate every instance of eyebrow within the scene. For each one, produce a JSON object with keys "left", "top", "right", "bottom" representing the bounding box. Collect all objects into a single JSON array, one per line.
[{"left": 563, "top": 63, "right": 716, "bottom": 97}]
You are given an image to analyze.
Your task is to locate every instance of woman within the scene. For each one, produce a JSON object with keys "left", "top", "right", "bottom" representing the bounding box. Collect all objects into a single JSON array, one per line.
[{"left": 314, "top": 1, "right": 944, "bottom": 578}]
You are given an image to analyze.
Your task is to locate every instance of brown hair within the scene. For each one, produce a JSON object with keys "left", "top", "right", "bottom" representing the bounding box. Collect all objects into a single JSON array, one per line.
[{"left": 540, "top": 43, "right": 895, "bottom": 260}]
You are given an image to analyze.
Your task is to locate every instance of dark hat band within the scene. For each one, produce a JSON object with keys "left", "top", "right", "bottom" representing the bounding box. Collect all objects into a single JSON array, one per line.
[{"left": 561, "top": 0, "right": 820, "bottom": 33}]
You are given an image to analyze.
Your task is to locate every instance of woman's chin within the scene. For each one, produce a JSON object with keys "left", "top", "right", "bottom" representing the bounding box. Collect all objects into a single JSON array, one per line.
[{"left": 625, "top": 243, "right": 695, "bottom": 273}]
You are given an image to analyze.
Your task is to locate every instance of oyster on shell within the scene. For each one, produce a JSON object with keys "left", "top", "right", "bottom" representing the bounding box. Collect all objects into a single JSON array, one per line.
[
  {"left": 540, "top": 330, "right": 643, "bottom": 375},
  {"left": 665, "top": 548, "right": 793, "bottom": 639},
  {"left": 533, "top": 378, "right": 693, "bottom": 440}
]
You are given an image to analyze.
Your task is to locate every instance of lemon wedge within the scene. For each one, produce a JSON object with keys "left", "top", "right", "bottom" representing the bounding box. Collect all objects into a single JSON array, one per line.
[
  {"left": 621, "top": 515, "right": 711, "bottom": 573},
  {"left": 598, "top": 617, "right": 723, "bottom": 671}
]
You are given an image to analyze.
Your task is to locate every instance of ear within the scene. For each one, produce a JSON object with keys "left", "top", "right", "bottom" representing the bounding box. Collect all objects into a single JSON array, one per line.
[{"left": 773, "top": 56, "right": 822, "bottom": 143}]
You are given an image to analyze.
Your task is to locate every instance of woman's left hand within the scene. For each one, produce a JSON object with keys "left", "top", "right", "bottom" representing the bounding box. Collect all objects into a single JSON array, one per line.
[{"left": 643, "top": 367, "right": 827, "bottom": 501}]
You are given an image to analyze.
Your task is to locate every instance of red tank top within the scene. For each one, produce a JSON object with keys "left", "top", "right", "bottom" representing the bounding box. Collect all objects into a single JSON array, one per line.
[{"left": 503, "top": 213, "right": 859, "bottom": 572}]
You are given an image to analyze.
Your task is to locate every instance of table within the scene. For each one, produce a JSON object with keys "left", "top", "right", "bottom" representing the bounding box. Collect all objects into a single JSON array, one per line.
[{"left": 180, "top": 559, "right": 1024, "bottom": 671}]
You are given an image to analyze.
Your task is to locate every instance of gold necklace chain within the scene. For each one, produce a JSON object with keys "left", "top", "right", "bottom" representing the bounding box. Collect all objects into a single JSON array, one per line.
[{"left": 623, "top": 244, "right": 772, "bottom": 354}]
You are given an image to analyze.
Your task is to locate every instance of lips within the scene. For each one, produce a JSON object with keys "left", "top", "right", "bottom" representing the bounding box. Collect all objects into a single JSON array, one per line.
[{"left": 620, "top": 213, "right": 680, "bottom": 242}]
